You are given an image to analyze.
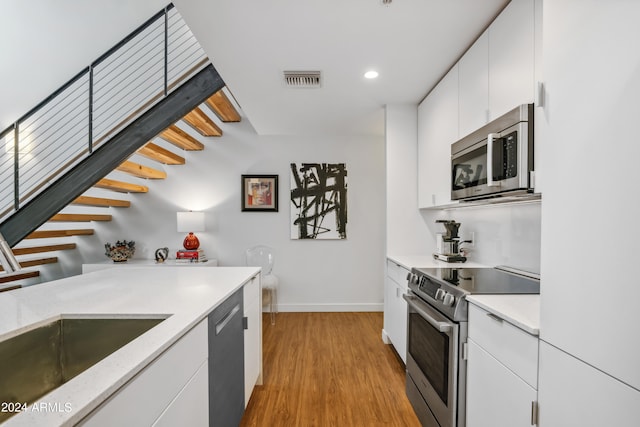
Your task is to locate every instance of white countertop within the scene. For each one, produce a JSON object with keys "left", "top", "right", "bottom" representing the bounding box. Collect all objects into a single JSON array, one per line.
[
  {"left": 387, "top": 254, "right": 489, "bottom": 270},
  {"left": 0, "top": 266, "right": 260, "bottom": 426},
  {"left": 466, "top": 294, "right": 540, "bottom": 335}
]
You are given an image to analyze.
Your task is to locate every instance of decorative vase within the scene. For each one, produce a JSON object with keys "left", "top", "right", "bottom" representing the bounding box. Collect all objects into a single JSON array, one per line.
[{"left": 183, "top": 232, "right": 200, "bottom": 250}]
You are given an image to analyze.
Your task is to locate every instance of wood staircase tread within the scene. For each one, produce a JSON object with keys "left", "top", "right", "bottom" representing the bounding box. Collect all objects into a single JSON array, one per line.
[
  {"left": 26, "top": 229, "right": 95, "bottom": 239},
  {"left": 50, "top": 214, "right": 112, "bottom": 222},
  {"left": 137, "top": 143, "right": 185, "bottom": 165},
  {"left": 0, "top": 271, "right": 39, "bottom": 285},
  {"left": 183, "top": 106, "right": 223, "bottom": 136},
  {"left": 205, "top": 90, "right": 241, "bottom": 122},
  {"left": 12, "top": 244, "right": 77, "bottom": 255},
  {"left": 95, "top": 178, "right": 148, "bottom": 193},
  {"left": 159, "top": 125, "right": 204, "bottom": 151},
  {"left": 72, "top": 196, "right": 131, "bottom": 208},
  {"left": 0, "top": 258, "right": 58, "bottom": 271},
  {"left": 116, "top": 160, "right": 167, "bottom": 179}
]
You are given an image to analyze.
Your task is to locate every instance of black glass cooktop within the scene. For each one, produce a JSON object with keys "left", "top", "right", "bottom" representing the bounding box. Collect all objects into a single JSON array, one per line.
[{"left": 414, "top": 267, "right": 540, "bottom": 295}]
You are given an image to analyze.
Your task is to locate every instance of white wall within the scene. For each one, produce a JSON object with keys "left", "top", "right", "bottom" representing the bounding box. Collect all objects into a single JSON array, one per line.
[
  {"left": 0, "top": 0, "right": 167, "bottom": 129},
  {"left": 34, "top": 116, "right": 386, "bottom": 311}
]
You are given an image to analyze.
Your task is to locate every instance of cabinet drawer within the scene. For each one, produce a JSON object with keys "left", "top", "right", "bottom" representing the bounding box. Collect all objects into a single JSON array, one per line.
[
  {"left": 468, "top": 303, "right": 538, "bottom": 388},
  {"left": 386, "top": 259, "right": 409, "bottom": 288}
]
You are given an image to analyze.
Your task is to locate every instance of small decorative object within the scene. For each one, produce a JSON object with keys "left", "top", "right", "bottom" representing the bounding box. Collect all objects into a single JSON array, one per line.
[
  {"left": 177, "top": 211, "right": 205, "bottom": 250},
  {"left": 154, "top": 247, "right": 169, "bottom": 263},
  {"left": 290, "top": 163, "right": 347, "bottom": 239},
  {"left": 241, "top": 175, "right": 278, "bottom": 212},
  {"left": 104, "top": 240, "right": 136, "bottom": 262}
]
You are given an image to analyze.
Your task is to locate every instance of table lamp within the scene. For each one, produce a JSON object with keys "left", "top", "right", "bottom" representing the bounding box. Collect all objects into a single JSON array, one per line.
[{"left": 177, "top": 211, "right": 205, "bottom": 250}]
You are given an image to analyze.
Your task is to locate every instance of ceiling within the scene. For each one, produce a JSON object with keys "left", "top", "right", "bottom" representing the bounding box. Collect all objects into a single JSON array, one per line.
[{"left": 173, "top": 0, "right": 509, "bottom": 136}]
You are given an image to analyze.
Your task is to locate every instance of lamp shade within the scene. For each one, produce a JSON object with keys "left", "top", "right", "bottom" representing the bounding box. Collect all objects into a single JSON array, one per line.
[{"left": 177, "top": 211, "right": 205, "bottom": 232}]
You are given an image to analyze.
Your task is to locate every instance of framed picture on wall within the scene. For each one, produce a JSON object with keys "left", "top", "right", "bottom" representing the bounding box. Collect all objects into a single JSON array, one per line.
[{"left": 241, "top": 175, "right": 279, "bottom": 212}]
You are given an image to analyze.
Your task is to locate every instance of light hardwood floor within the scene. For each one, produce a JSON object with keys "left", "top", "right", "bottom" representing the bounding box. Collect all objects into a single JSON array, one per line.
[{"left": 240, "top": 312, "right": 421, "bottom": 427}]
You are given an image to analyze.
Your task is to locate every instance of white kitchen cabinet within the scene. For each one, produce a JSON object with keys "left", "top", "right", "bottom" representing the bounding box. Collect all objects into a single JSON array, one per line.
[
  {"left": 80, "top": 320, "right": 209, "bottom": 426},
  {"left": 244, "top": 275, "right": 262, "bottom": 406},
  {"left": 488, "top": 0, "right": 535, "bottom": 120},
  {"left": 537, "top": 342, "right": 640, "bottom": 426},
  {"left": 417, "top": 64, "right": 459, "bottom": 208},
  {"left": 536, "top": 3, "right": 640, "bottom": 423},
  {"left": 457, "top": 0, "right": 537, "bottom": 137},
  {"left": 466, "top": 303, "right": 539, "bottom": 427},
  {"left": 458, "top": 30, "right": 489, "bottom": 138},
  {"left": 383, "top": 259, "right": 409, "bottom": 362},
  {"left": 152, "top": 361, "right": 209, "bottom": 427}
]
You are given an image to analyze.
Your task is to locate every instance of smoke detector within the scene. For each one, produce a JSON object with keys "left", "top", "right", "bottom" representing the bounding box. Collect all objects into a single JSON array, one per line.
[{"left": 283, "top": 71, "right": 322, "bottom": 88}]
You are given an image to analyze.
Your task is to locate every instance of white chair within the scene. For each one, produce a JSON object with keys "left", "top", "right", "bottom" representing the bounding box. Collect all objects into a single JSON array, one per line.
[{"left": 245, "top": 245, "right": 278, "bottom": 325}]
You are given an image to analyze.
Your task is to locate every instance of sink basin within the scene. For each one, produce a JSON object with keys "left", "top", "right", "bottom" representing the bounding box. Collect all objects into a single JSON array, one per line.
[{"left": 0, "top": 316, "right": 165, "bottom": 423}]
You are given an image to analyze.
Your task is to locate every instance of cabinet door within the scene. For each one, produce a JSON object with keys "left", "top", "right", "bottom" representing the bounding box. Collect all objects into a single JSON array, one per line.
[
  {"left": 466, "top": 339, "right": 536, "bottom": 427},
  {"left": 488, "top": 0, "right": 535, "bottom": 120},
  {"left": 459, "top": 30, "right": 489, "bottom": 138},
  {"left": 384, "top": 276, "right": 407, "bottom": 363},
  {"left": 153, "top": 361, "right": 208, "bottom": 427},
  {"left": 538, "top": 342, "right": 640, "bottom": 426},
  {"left": 417, "top": 64, "right": 459, "bottom": 208},
  {"left": 243, "top": 276, "right": 262, "bottom": 406}
]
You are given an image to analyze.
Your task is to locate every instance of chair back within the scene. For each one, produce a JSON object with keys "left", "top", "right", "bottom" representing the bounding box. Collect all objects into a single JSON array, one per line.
[{"left": 245, "top": 245, "right": 275, "bottom": 276}]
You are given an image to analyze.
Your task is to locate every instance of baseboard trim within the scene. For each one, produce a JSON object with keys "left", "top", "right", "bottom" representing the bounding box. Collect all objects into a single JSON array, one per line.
[{"left": 268, "top": 303, "right": 383, "bottom": 312}]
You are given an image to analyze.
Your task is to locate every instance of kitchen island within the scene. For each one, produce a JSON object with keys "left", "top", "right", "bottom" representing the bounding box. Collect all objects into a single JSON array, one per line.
[{"left": 0, "top": 266, "right": 260, "bottom": 426}]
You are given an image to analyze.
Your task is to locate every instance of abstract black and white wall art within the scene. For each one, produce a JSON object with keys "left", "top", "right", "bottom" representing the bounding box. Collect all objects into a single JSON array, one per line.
[{"left": 290, "top": 163, "right": 347, "bottom": 239}]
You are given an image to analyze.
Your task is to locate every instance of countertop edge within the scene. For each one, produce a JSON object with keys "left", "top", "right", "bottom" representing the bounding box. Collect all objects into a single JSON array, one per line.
[{"left": 466, "top": 294, "right": 540, "bottom": 336}]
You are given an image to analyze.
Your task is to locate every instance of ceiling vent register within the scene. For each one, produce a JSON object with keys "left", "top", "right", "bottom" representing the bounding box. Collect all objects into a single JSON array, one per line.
[{"left": 283, "top": 71, "right": 322, "bottom": 88}]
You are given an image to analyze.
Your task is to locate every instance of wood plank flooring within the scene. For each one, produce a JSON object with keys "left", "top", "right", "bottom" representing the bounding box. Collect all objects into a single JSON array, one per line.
[{"left": 240, "top": 312, "right": 421, "bottom": 427}]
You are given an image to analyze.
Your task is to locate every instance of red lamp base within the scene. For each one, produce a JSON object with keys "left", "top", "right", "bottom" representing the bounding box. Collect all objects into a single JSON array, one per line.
[{"left": 183, "top": 232, "right": 200, "bottom": 250}]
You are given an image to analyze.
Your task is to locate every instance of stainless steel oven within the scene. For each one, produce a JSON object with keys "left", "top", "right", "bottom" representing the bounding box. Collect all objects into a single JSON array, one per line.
[
  {"left": 403, "top": 266, "right": 540, "bottom": 427},
  {"left": 451, "top": 104, "right": 534, "bottom": 201},
  {"left": 404, "top": 293, "right": 466, "bottom": 427}
]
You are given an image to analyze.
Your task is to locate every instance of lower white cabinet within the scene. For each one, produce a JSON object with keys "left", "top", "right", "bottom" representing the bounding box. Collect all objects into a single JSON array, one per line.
[
  {"left": 80, "top": 320, "right": 209, "bottom": 426},
  {"left": 466, "top": 303, "right": 539, "bottom": 426},
  {"left": 383, "top": 260, "right": 409, "bottom": 363},
  {"left": 153, "top": 361, "right": 209, "bottom": 427},
  {"left": 244, "top": 276, "right": 262, "bottom": 406}
]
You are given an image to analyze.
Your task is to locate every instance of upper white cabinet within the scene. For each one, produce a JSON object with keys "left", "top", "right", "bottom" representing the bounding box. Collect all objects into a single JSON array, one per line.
[
  {"left": 417, "top": 64, "right": 459, "bottom": 208},
  {"left": 458, "top": 0, "right": 536, "bottom": 135},
  {"left": 458, "top": 30, "right": 489, "bottom": 138},
  {"left": 419, "top": 0, "right": 539, "bottom": 208},
  {"left": 488, "top": 0, "right": 536, "bottom": 120}
]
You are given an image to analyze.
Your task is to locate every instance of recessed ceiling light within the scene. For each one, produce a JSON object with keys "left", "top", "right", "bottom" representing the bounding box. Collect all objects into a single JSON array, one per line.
[{"left": 364, "top": 70, "right": 379, "bottom": 79}]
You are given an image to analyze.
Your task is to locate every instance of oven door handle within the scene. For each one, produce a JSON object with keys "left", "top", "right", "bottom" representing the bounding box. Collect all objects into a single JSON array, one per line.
[{"left": 403, "top": 294, "right": 453, "bottom": 333}]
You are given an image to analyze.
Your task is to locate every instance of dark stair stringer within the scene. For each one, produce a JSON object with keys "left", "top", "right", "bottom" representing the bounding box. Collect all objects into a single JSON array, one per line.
[{"left": 0, "top": 64, "right": 224, "bottom": 247}]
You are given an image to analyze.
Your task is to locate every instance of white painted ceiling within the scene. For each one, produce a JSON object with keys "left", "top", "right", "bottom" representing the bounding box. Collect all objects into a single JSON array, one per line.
[{"left": 174, "top": 0, "right": 509, "bottom": 136}]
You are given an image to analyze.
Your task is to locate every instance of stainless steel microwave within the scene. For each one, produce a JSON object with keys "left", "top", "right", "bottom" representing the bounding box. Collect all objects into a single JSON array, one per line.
[{"left": 451, "top": 104, "right": 534, "bottom": 201}]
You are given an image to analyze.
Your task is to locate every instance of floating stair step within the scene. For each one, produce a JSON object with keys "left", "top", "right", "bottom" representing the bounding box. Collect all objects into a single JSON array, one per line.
[
  {"left": 49, "top": 213, "right": 112, "bottom": 222},
  {"left": 0, "top": 258, "right": 58, "bottom": 271},
  {"left": 159, "top": 125, "right": 204, "bottom": 151},
  {"left": 116, "top": 160, "right": 167, "bottom": 179},
  {"left": 72, "top": 196, "right": 131, "bottom": 208},
  {"left": 0, "top": 271, "right": 39, "bottom": 285},
  {"left": 12, "top": 244, "right": 77, "bottom": 256},
  {"left": 183, "top": 106, "right": 223, "bottom": 136},
  {"left": 26, "top": 229, "right": 94, "bottom": 239},
  {"left": 205, "top": 90, "right": 241, "bottom": 122},
  {"left": 137, "top": 143, "right": 185, "bottom": 165},
  {"left": 95, "top": 178, "right": 148, "bottom": 193}
]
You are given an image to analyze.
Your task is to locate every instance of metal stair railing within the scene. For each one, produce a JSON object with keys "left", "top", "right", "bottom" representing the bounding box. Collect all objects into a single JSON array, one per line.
[{"left": 0, "top": 3, "right": 208, "bottom": 224}]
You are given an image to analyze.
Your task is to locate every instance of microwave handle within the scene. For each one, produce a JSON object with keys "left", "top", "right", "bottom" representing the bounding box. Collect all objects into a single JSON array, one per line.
[{"left": 487, "top": 133, "right": 501, "bottom": 187}]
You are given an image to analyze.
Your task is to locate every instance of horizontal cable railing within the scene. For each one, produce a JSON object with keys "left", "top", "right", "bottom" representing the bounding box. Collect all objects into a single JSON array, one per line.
[{"left": 0, "top": 3, "right": 208, "bottom": 223}]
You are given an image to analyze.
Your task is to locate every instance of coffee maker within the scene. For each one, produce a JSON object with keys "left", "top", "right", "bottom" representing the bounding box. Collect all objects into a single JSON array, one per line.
[{"left": 433, "top": 220, "right": 467, "bottom": 263}]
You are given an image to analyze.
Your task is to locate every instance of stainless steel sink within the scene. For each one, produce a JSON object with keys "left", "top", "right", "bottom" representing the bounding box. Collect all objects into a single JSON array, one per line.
[{"left": 0, "top": 317, "right": 165, "bottom": 423}]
